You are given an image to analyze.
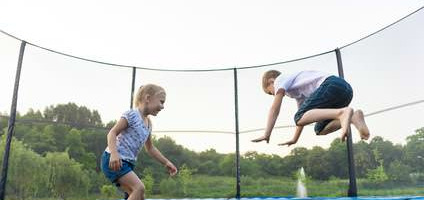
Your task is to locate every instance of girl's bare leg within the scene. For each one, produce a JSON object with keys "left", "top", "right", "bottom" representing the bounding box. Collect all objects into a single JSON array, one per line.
[
  {"left": 351, "top": 109, "right": 370, "bottom": 140},
  {"left": 297, "top": 107, "right": 353, "bottom": 140},
  {"left": 117, "top": 171, "right": 145, "bottom": 200}
]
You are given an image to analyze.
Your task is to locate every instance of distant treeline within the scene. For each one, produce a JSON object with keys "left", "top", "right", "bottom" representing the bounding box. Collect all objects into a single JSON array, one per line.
[{"left": 0, "top": 102, "right": 423, "bottom": 199}]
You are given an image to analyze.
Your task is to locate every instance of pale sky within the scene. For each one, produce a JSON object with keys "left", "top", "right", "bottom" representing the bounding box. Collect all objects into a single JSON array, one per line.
[{"left": 1, "top": 1, "right": 423, "bottom": 156}]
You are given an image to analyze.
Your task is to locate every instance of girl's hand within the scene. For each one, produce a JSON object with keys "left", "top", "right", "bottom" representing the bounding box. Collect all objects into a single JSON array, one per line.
[
  {"left": 251, "top": 135, "right": 270, "bottom": 143},
  {"left": 165, "top": 161, "right": 178, "bottom": 176},
  {"left": 109, "top": 152, "right": 122, "bottom": 171}
]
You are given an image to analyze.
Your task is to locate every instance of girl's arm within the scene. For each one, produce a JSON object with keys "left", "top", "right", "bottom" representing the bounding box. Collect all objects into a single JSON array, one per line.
[
  {"left": 107, "top": 117, "right": 128, "bottom": 171},
  {"left": 145, "top": 134, "right": 178, "bottom": 176},
  {"left": 252, "top": 88, "right": 285, "bottom": 143}
]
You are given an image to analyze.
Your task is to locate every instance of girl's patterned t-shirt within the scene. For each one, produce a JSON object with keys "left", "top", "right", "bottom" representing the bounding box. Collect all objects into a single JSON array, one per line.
[{"left": 106, "top": 109, "right": 151, "bottom": 162}]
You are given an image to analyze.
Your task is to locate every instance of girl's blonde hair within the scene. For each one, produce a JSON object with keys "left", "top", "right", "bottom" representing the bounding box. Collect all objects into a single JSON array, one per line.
[
  {"left": 262, "top": 70, "right": 281, "bottom": 93},
  {"left": 133, "top": 84, "right": 166, "bottom": 107}
]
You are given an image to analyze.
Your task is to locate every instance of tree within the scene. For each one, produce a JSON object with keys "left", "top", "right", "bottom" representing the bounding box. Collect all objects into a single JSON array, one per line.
[
  {"left": 159, "top": 178, "right": 179, "bottom": 196},
  {"left": 387, "top": 160, "right": 412, "bottom": 182},
  {"left": 0, "top": 136, "right": 46, "bottom": 199},
  {"left": 196, "top": 149, "right": 224, "bottom": 175},
  {"left": 22, "top": 125, "right": 58, "bottom": 154},
  {"left": 239, "top": 152, "right": 262, "bottom": 177},
  {"left": 283, "top": 147, "right": 308, "bottom": 177},
  {"left": 141, "top": 168, "right": 155, "bottom": 195},
  {"left": 305, "top": 146, "right": 331, "bottom": 180},
  {"left": 45, "top": 152, "right": 90, "bottom": 199},
  {"left": 21, "top": 108, "right": 43, "bottom": 120},
  {"left": 354, "top": 141, "right": 377, "bottom": 177},
  {"left": 369, "top": 136, "right": 402, "bottom": 169},
  {"left": 154, "top": 136, "right": 197, "bottom": 168},
  {"left": 327, "top": 139, "right": 348, "bottom": 178},
  {"left": 366, "top": 164, "right": 388, "bottom": 184},
  {"left": 100, "top": 185, "right": 115, "bottom": 199},
  {"left": 43, "top": 102, "right": 103, "bottom": 128},
  {"left": 81, "top": 129, "right": 107, "bottom": 171},
  {"left": 243, "top": 151, "right": 283, "bottom": 177},
  {"left": 65, "top": 128, "right": 96, "bottom": 169},
  {"left": 219, "top": 154, "right": 236, "bottom": 176},
  {"left": 178, "top": 164, "right": 194, "bottom": 196},
  {"left": 404, "top": 128, "right": 424, "bottom": 172},
  {"left": 0, "top": 115, "right": 8, "bottom": 133}
]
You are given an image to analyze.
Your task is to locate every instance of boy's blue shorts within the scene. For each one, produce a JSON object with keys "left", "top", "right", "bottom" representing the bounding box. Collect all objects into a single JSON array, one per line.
[
  {"left": 294, "top": 75, "right": 353, "bottom": 134},
  {"left": 101, "top": 151, "right": 135, "bottom": 185}
]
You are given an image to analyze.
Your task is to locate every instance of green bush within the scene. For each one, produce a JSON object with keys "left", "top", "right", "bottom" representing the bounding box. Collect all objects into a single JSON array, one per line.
[
  {"left": 366, "top": 165, "right": 388, "bottom": 184},
  {"left": 159, "top": 177, "right": 181, "bottom": 196},
  {"left": 100, "top": 185, "right": 115, "bottom": 198},
  {"left": 387, "top": 160, "right": 412, "bottom": 182},
  {"left": 141, "top": 168, "right": 155, "bottom": 195}
]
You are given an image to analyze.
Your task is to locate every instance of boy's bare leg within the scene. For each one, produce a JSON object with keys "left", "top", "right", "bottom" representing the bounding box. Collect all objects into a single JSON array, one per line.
[
  {"left": 317, "top": 119, "right": 341, "bottom": 135},
  {"left": 315, "top": 109, "right": 370, "bottom": 140},
  {"left": 351, "top": 109, "right": 370, "bottom": 140},
  {"left": 297, "top": 107, "right": 353, "bottom": 141},
  {"left": 117, "top": 171, "right": 145, "bottom": 200}
]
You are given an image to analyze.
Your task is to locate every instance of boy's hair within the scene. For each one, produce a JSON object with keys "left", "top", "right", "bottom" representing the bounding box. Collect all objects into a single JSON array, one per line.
[
  {"left": 133, "top": 84, "right": 165, "bottom": 107},
  {"left": 262, "top": 70, "right": 281, "bottom": 93}
]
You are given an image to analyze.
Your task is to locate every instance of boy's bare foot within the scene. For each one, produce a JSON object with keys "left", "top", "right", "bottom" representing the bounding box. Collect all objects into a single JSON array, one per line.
[
  {"left": 351, "top": 109, "right": 370, "bottom": 140},
  {"left": 339, "top": 107, "right": 353, "bottom": 142}
]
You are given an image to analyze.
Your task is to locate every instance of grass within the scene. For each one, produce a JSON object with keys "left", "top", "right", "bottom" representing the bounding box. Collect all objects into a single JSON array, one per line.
[
  {"left": 7, "top": 175, "right": 424, "bottom": 199},
  {"left": 152, "top": 175, "right": 424, "bottom": 198}
]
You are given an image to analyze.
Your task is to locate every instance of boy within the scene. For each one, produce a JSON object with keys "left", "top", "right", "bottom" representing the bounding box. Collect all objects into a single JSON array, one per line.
[{"left": 252, "top": 70, "right": 370, "bottom": 146}]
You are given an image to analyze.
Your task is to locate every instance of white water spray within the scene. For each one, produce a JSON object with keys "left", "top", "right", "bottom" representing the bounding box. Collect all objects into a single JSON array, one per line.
[{"left": 296, "top": 167, "right": 307, "bottom": 198}]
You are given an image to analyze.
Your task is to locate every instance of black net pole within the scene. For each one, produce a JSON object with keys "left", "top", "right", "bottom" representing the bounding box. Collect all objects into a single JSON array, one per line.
[
  {"left": 335, "top": 48, "right": 358, "bottom": 197},
  {"left": 0, "top": 41, "right": 26, "bottom": 200},
  {"left": 130, "top": 67, "right": 136, "bottom": 108},
  {"left": 233, "top": 68, "right": 241, "bottom": 198}
]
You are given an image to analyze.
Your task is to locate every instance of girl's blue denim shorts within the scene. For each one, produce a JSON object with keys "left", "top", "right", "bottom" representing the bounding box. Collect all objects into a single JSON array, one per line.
[
  {"left": 294, "top": 75, "right": 353, "bottom": 134},
  {"left": 101, "top": 151, "right": 135, "bottom": 184}
]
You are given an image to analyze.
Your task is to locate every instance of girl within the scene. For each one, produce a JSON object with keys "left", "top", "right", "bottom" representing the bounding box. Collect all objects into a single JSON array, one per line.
[{"left": 101, "top": 84, "right": 178, "bottom": 200}]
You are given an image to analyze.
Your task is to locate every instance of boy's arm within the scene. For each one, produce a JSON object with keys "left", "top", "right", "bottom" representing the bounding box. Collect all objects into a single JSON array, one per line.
[
  {"left": 145, "top": 134, "right": 178, "bottom": 176},
  {"left": 279, "top": 125, "right": 304, "bottom": 146},
  {"left": 252, "top": 89, "right": 285, "bottom": 143}
]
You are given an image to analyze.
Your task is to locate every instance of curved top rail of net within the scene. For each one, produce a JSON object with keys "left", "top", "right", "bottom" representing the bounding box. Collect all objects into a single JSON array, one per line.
[{"left": 0, "top": 6, "right": 422, "bottom": 72}]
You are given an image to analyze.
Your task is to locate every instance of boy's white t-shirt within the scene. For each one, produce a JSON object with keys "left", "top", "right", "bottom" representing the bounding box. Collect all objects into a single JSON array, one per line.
[{"left": 274, "top": 70, "right": 330, "bottom": 107}]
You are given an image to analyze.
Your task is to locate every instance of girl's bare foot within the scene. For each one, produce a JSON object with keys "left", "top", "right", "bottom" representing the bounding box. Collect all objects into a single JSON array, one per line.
[
  {"left": 339, "top": 107, "right": 353, "bottom": 141},
  {"left": 351, "top": 109, "right": 370, "bottom": 140}
]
